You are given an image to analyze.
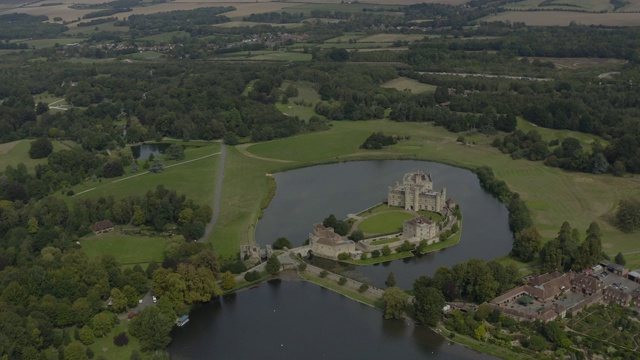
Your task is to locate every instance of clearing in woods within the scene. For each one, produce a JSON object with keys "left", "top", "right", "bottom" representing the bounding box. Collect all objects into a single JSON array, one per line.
[{"left": 381, "top": 77, "right": 437, "bottom": 94}]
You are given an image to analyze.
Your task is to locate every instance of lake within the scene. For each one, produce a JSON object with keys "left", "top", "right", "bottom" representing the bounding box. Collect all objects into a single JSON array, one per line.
[
  {"left": 131, "top": 143, "right": 171, "bottom": 160},
  {"left": 170, "top": 160, "right": 512, "bottom": 359}
]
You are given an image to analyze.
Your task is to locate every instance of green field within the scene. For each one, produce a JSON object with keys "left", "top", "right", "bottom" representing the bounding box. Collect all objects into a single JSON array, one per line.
[
  {"left": 381, "top": 77, "right": 437, "bottom": 94},
  {"left": 217, "top": 119, "right": 640, "bottom": 263},
  {"left": 275, "top": 81, "right": 322, "bottom": 121},
  {"left": 81, "top": 231, "right": 168, "bottom": 264},
  {"left": 358, "top": 212, "right": 414, "bottom": 234},
  {"left": 70, "top": 143, "right": 220, "bottom": 206},
  {"left": 517, "top": 117, "right": 607, "bottom": 146},
  {"left": 0, "top": 140, "right": 72, "bottom": 172},
  {"left": 13, "top": 37, "right": 85, "bottom": 49}
]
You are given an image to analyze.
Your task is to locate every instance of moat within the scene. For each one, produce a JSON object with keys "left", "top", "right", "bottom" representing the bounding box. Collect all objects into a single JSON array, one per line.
[{"left": 170, "top": 160, "right": 513, "bottom": 359}]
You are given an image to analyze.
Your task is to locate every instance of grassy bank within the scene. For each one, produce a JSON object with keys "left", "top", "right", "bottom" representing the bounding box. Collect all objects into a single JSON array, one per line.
[
  {"left": 343, "top": 251, "right": 415, "bottom": 265},
  {"left": 299, "top": 271, "right": 382, "bottom": 309},
  {"left": 419, "top": 222, "right": 462, "bottom": 254},
  {"left": 436, "top": 325, "right": 537, "bottom": 360}
]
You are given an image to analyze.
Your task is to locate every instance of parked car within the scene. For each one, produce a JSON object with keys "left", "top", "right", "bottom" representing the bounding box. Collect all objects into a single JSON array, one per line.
[{"left": 152, "top": 296, "right": 157, "bottom": 303}]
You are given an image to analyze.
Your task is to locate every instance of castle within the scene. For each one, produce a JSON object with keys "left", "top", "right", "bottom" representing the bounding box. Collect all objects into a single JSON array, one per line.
[
  {"left": 388, "top": 171, "right": 447, "bottom": 213},
  {"left": 309, "top": 223, "right": 356, "bottom": 259}
]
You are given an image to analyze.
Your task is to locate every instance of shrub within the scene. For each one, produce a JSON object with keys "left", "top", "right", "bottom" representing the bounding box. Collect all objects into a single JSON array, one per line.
[
  {"left": 243, "top": 270, "right": 260, "bottom": 282},
  {"left": 337, "top": 252, "right": 350, "bottom": 261},
  {"left": 358, "top": 283, "right": 369, "bottom": 293},
  {"left": 297, "top": 263, "right": 307, "bottom": 271},
  {"left": 371, "top": 250, "right": 381, "bottom": 258},
  {"left": 381, "top": 245, "right": 391, "bottom": 256},
  {"left": 272, "top": 237, "right": 292, "bottom": 250},
  {"left": 338, "top": 277, "right": 347, "bottom": 285},
  {"left": 319, "top": 270, "right": 328, "bottom": 278},
  {"left": 113, "top": 332, "right": 129, "bottom": 346},
  {"left": 66, "top": 190, "right": 75, "bottom": 196}
]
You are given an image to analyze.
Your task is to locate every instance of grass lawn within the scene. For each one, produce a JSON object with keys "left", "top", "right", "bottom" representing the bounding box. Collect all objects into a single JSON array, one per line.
[
  {"left": 81, "top": 230, "right": 169, "bottom": 264},
  {"left": 70, "top": 143, "right": 220, "bottom": 206},
  {"left": 248, "top": 51, "right": 312, "bottom": 62},
  {"left": 88, "top": 321, "right": 141, "bottom": 359},
  {"left": 274, "top": 81, "right": 322, "bottom": 121},
  {"left": 299, "top": 270, "right": 381, "bottom": 309},
  {"left": 358, "top": 212, "right": 414, "bottom": 234},
  {"left": 370, "top": 237, "right": 401, "bottom": 246},
  {"left": 343, "top": 251, "right": 415, "bottom": 265},
  {"left": 417, "top": 210, "right": 444, "bottom": 222},
  {"left": 381, "top": 77, "right": 437, "bottom": 94},
  {"left": 14, "top": 37, "right": 85, "bottom": 49},
  {"left": 0, "top": 140, "right": 72, "bottom": 172}
]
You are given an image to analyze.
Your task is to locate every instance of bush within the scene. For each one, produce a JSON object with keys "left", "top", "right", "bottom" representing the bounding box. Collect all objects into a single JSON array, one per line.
[
  {"left": 371, "top": 250, "right": 381, "bottom": 258},
  {"left": 337, "top": 252, "right": 350, "bottom": 261},
  {"left": 358, "top": 283, "right": 369, "bottom": 293},
  {"left": 297, "top": 263, "right": 307, "bottom": 271},
  {"left": 338, "top": 277, "right": 347, "bottom": 285},
  {"left": 244, "top": 270, "right": 260, "bottom": 282},
  {"left": 381, "top": 245, "right": 391, "bottom": 256},
  {"left": 113, "top": 332, "right": 129, "bottom": 346},
  {"left": 272, "top": 237, "right": 292, "bottom": 250},
  {"left": 319, "top": 270, "right": 328, "bottom": 278},
  {"left": 66, "top": 190, "right": 75, "bottom": 196}
]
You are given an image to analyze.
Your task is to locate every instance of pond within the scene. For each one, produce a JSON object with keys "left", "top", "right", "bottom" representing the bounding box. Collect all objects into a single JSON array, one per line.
[
  {"left": 131, "top": 143, "right": 171, "bottom": 160},
  {"left": 255, "top": 160, "right": 513, "bottom": 288},
  {"left": 169, "top": 280, "right": 497, "bottom": 360}
]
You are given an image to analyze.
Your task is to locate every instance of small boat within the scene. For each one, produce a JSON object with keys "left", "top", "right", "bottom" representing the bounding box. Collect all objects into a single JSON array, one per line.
[{"left": 176, "top": 315, "right": 190, "bottom": 327}]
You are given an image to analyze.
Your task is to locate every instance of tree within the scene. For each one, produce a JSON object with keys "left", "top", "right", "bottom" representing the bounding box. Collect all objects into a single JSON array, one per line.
[
  {"left": 615, "top": 199, "right": 640, "bottom": 233},
  {"left": 382, "top": 287, "right": 408, "bottom": 320},
  {"left": 149, "top": 159, "right": 164, "bottom": 174},
  {"left": 371, "top": 250, "right": 380, "bottom": 258},
  {"left": 615, "top": 252, "right": 627, "bottom": 266},
  {"left": 64, "top": 341, "right": 88, "bottom": 360},
  {"left": 272, "top": 237, "right": 292, "bottom": 250},
  {"left": 381, "top": 245, "right": 391, "bottom": 256},
  {"left": 413, "top": 287, "right": 445, "bottom": 326},
  {"left": 328, "top": 48, "right": 349, "bottom": 62},
  {"left": 221, "top": 271, "right": 236, "bottom": 291},
  {"left": 79, "top": 326, "right": 95, "bottom": 345},
  {"left": 36, "top": 101, "right": 49, "bottom": 115},
  {"left": 385, "top": 272, "right": 396, "bottom": 288},
  {"left": 266, "top": 254, "right": 281, "bottom": 275},
  {"left": 164, "top": 144, "right": 185, "bottom": 161},
  {"left": 89, "top": 312, "right": 116, "bottom": 338},
  {"left": 348, "top": 230, "right": 364, "bottom": 242},
  {"left": 113, "top": 332, "right": 129, "bottom": 346},
  {"left": 358, "top": 283, "right": 369, "bottom": 293},
  {"left": 338, "top": 277, "right": 347, "bottom": 285},
  {"left": 129, "top": 306, "right": 174, "bottom": 351},
  {"left": 103, "top": 161, "right": 124, "bottom": 178},
  {"left": 29, "top": 138, "right": 53, "bottom": 159},
  {"left": 511, "top": 227, "right": 541, "bottom": 262},
  {"left": 223, "top": 132, "right": 239, "bottom": 145}
]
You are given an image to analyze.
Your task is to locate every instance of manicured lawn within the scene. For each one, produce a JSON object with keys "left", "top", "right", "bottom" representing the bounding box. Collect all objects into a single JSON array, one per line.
[
  {"left": 357, "top": 203, "right": 390, "bottom": 216},
  {"left": 70, "top": 143, "right": 220, "bottom": 206},
  {"left": 81, "top": 231, "right": 169, "bottom": 264},
  {"left": 343, "top": 251, "right": 415, "bottom": 265},
  {"left": 381, "top": 77, "right": 437, "bottom": 94},
  {"left": 370, "top": 237, "right": 401, "bottom": 246},
  {"left": 358, "top": 212, "right": 414, "bottom": 234},
  {"left": 417, "top": 210, "right": 444, "bottom": 222}
]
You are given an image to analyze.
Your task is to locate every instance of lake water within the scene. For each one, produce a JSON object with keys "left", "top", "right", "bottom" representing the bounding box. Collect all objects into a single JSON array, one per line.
[
  {"left": 131, "top": 143, "right": 171, "bottom": 160},
  {"left": 169, "top": 280, "right": 497, "bottom": 360},
  {"left": 170, "top": 160, "right": 512, "bottom": 359}
]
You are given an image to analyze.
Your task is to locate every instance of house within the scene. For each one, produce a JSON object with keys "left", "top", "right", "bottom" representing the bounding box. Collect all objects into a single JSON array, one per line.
[
  {"left": 308, "top": 223, "right": 355, "bottom": 259},
  {"left": 603, "top": 287, "right": 631, "bottom": 306},
  {"left": 93, "top": 220, "right": 114, "bottom": 234},
  {"left": 600, "top": 260, "right": 629, "bottom": 276},
  {"left": 402, "top": 216, "right": 437, "bottom": 242},
  {"left": 572, "top": 273, "right": 603, "bottom": 295},
  {"left": 628, "top": 271, "right": 640, "bottom": 284}
]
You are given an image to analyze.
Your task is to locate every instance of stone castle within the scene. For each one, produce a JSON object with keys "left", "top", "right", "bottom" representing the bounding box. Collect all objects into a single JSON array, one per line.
[{"left": 387, "top": 171, "right": 447, "bottom": 213}]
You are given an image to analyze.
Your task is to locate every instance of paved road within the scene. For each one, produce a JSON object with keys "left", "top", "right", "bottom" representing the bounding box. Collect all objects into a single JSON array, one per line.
[{"left": 201, "top": 143, "right": 226, "bottom": 242}]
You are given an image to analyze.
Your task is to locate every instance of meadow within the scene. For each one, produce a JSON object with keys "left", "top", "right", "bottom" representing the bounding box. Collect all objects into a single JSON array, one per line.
[
  {"left": 503, "top": 0, "right": 614, "bottom": 12},
  {"left": 80, "top": 230, "right": 168, "bottom": 265},
  {"left": 275, "top": 81, "right": 322, "bottom": 121},
  {"left": 480, "top": 11, "right": 640, "bottom": 26}
]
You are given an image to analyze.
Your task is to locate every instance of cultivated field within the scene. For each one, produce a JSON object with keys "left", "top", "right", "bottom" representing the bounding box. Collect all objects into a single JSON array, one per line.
[
  {"left": 359, "top": 34, "right": 427, "bottom": 43},
  {"left": 503, "top": 0, "right": 614, "bottom": 12},
  {"left": 481, "top": 11, "right": 640, "bottom": 26},
  {"left": 381, "top": 77, "right": 437, "bottom": 94}
]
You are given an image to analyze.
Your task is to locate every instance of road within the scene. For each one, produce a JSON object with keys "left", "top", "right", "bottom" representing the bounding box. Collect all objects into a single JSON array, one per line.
[{"left": 201, "top": 143, "right": 226, "bottom": 242}]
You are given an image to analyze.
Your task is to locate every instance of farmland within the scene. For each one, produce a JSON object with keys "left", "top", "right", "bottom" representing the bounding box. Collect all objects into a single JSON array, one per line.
[
  {"left": 480, "top": 11, "right": 640, "bottom": 26},
  {"left": 381, "top": 77, "right": 437, "bottom": 94}
]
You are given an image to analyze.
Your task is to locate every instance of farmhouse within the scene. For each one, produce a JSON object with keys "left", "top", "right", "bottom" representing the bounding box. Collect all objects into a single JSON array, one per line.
[
  {"left": 309, "top": 223, "right": 355, "bottom": 259},
  {"left": 402, "top": 216, "right": 437, "bottom": 243},
  {"left": 93, "top": 220, "right": 114, "bottom": 235},
  {"left": 388, "top": 171, "right": 447, "bottom": 212}
]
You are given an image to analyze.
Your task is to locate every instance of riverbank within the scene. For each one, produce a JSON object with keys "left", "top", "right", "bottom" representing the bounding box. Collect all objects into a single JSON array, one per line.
[{"left": 434, "top": 325, "right": 537, "bottom": 360}]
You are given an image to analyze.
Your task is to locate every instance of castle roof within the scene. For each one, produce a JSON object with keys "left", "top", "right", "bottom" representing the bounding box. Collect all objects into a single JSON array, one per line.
[
  {"left": 405, "top": 216, "right": 433, "bottom": 227},
  {"left": 312, "top": 223, "right": 343, "bottom": 245}
]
